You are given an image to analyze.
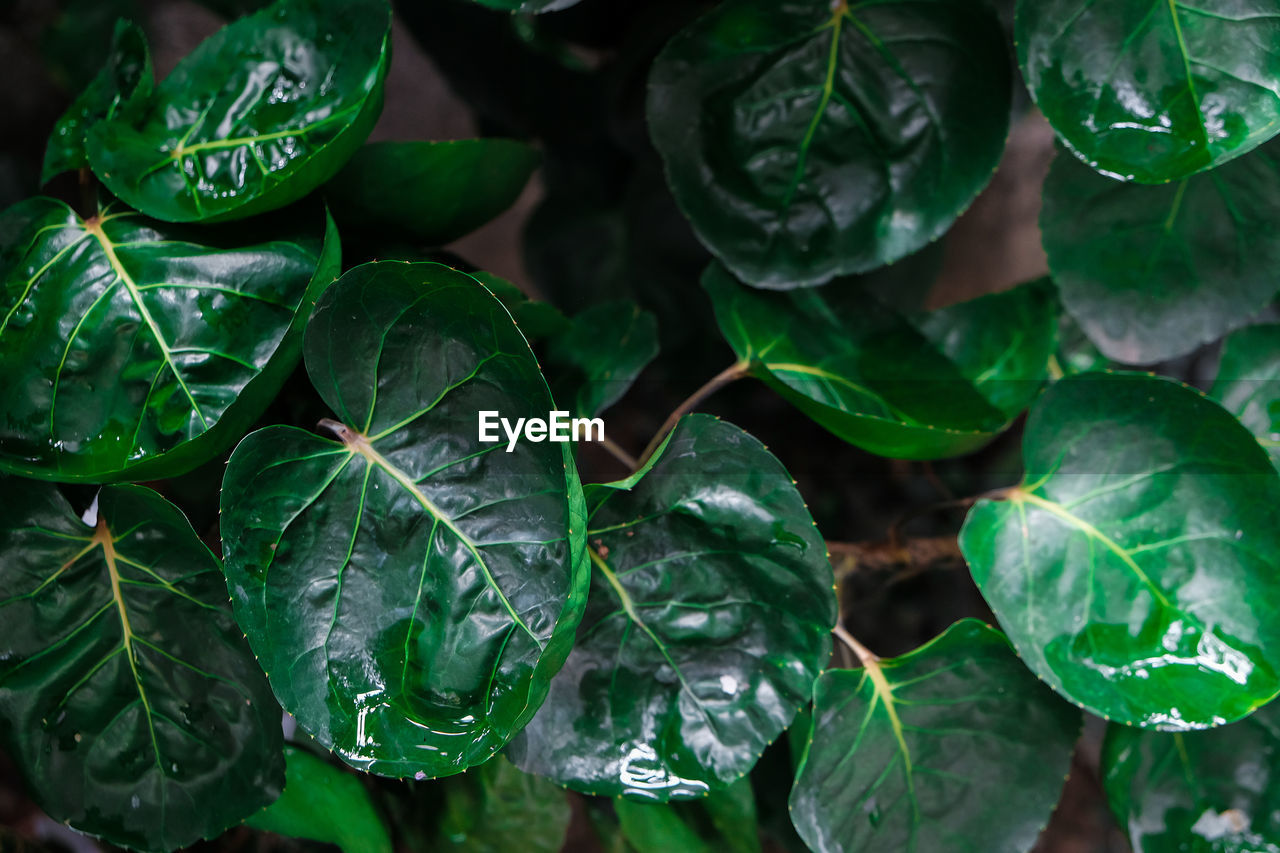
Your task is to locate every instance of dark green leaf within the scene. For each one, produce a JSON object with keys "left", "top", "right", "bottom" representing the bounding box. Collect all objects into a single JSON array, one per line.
[
  {"left": 545, "top": 300, "right": 659, "bottom": 418},
  {"left": 1017, "top": 0, "right": 1280, "bottom": 183},
  {"left": 42, "top": 19, "right": 152, "bottom": 185},
  {"left": 0, "top": 479, "right": 283, "bottom": 851},
  {"left": 248, "top": 745, "right": 392, "bottom": 853},
  {"left": 86, "top": 0, "right": 392, "bottom": 223},
  {"left": 434, "top": 756, "right": 570, "bottom": 853},
  {"left": 1042, "top": 146, "right": 1280, "bottom": 363},
  {"left": 468, "top": 271, "right": 571, "bottom": 343},
  {"left": 1212, "top": 323, "right": 1280, "bottom": 474},
  {"left": 508, "top": 414, "right": 835, "bottom": 800},
  {"left": 704, "top": 264, "right": 1057, "bottom": 459},
  {"left": 615, "top": 799, "right": 712, "bottom": 853},
  {"left": 701, "top": 777, "right": 762, "bottom": 853},
  {"left": 220, "top": 261, "right": 589, "bottom": 778},
  {"left": 1053, "top": 307, "right": 1112, "bottom": 379},
  {"left": 960, "top": 372, "right": 1280, "bottom": 728},
  {"left": 647, "top": 0, "right": 1011, "bottom": 288},
  {"left": 0, "top": 197, "right": 339, "bottom": 482},
  {"left": 789, "top": 620, "right": 1080, "bottom": 853},
  {"left": 325, "top": 140, "right": 540, "bottom": 246}
]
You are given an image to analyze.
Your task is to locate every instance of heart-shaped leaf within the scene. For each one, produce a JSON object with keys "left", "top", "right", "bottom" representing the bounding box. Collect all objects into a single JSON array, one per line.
[
  {"left": 42, "top": 19, "right": 152, "bottom": 185},
  {"left": 0, "top": 479, "right": 283, "bottom": 851},
  {"left": 704, "top": 264, "right": 1057, "bottom": 459},
  {"left": 544, "top": 300, "right": 659, "bottom": 418},
  {"left": 1102, "top": 703, "right": 1280, "bottom": 853},
  {"left": 220, "top": 261, "right": 589, "bottom": 778},
  {"left": 1213, "top": 323, "right": 1280, "bottom": 474},
  {"left": 0, "top": 197, "right": 338, "bottom": 482},
  {"left": 507, "top": 414, "right": 835, "bottom": 800},
  {"left": 960, "top": 372, "right": 1280, "bottom": 728},
  {"left": 86, "top": 0, "right": 391, "bottom": 223},
  {"left": 1017, "top": 0, "right": 1280, "bottom": 183},
  {"left": 1042, "top": 145, "right": 1280, "bottom": 363},
  {"left": 648, "top": 0, "right": 1011, "bottom": 288},
  {"left": 789, "top": 620, "right": 1080, "bottom": 853}
]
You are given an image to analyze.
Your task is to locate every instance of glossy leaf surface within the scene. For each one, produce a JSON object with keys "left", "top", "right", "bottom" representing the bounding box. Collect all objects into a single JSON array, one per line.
[
  {"left": 960, "top": 372, "right": 1280, "bottom": 728},
  {"left": 790, "top": 620, "right": 1078, "bottom": 852},
  {"left": 508, "top": 414, "right": 835, "bottom": 800},
  {"left": 545, "top": 300, "right": 659, "bottom": 418},
  {"left": 705, "top": 264, "right": 1057, "bottom": 459},
  {"left": 326, "top": 140, "right": 539, "bottom": 246},
  {"left": 42, "top": 19, "right": 152, "bottom": 185},
  {"left": 1042, "top": 146, "right": 1280, "bottom": 363},
  {"left": 648, "top": 0, "right": 1010, "bottom": 288},
  {"left": 1103, "top": 702, "right": 1280, "bottom": 852},
  {"left": 220, "top": 261, "right": 588, "bottom": 778},
  {"left": 0, "top": 480, "right": 283, "bottom": 851},
  {"left": 248, "top": 745, "right": 391, "bottom": 853},
  {"left": 1212, "top": 323, "right": 1280, "bottom": 473},
  {"left": 0, "top": 197, "right": 338, "bottom": 482},
  {"left": 87, "top": 0, "right": 391, "bottom": 222},
  {"left": 1018, "top": 0, "right": 1280, "bottom": 183},
  {"left": 434, "top": 757, "right": 570, "bottom": 853}
]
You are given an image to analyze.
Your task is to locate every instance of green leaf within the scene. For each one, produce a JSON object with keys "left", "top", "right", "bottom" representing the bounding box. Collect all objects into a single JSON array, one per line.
[
  {"left": 220, "top": 261, "right": 589, "bottom": 778},
  {"left": 1042, "top": 146, "right": 1280, "bottom": 363},
  {"left": 545, "top": 300, "right": 659, "bottom": 418},
  {"left": 0, "top": 197, "right": 339, "bottom": 482},
  {"left": 86, "top": 0, "right": 392, "bottom": 223},
  {"left": 1212, "top": 323, "right": 1280, "bottom": 474},
  {"left": 960, "top": 372, "right": 1280, "bottom": 729},
  {"left": 701, "top": 777, "right": 763, "bottom": 853},
  {"left": 468, "top": 271, "right": 572, "bottom": 343},
  {"left": 434, "top": 756, "right": 570, "bottom": 853},
  {"left": 508, "top": 414, "right": 835, "bottom": 800},
  {"left": 1017, "top": 0, "right": 1280, "bottom": 183},
  {"left": 468, "top": 0, "right": 584, "bottom": 12},
  {"left": 615, "top": 799, "right": 713, "bottom": 853},
  {"left": 789, "top": 620, "right": 1080, "bottom": 853},
  {"left": 42, "top": 19, "right": 152, "bottom": 185},
  {"left": 325, "top": 140, "right": 540, "bottom": 245},
  {"left": 704, "top": 264, "right": 1057, "bottom": 459},
  {"left": 248, "top": 745, "right": 392, "bottom": 853},
  {"left": 1053, "top": 308, "right": 1112, "bottom": 379},
  {"left": 647, "top": 0, "right": 1011, "bottom": 288},
  {"left": 0, "top": 479, "right": 284, "bottom": 851},
  {"left": 1102, "top": 704, "right": 1280, "bottom": 853}
]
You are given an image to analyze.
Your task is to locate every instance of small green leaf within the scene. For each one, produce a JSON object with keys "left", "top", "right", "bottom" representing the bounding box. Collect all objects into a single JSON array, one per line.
[
  {"left": 648, "top": 0, "right": 1011, "bottom": 288},
  {"left": 508, "top": 414, "right": 835, "bottom": 800},
  {"left": 220, "top": 261, "right": 589, "bottom": 778},
  {"left": 248, "top": 745, "right": 392, "bottom": 853},
  {"left": 0, "top": 479, "right": 284, "bottom": 852},
  {"left": 545, "top": 300, "right": 659, "bottom": 418},
  {"left": 960, "top": 372, "right": 1280, "bottom": 728},
  {"left": 434, "top": 757, "right": 570, "bottom": 853},
  {"left": 42, "top": 19, "right": 152, "bottom": 185},
  {"left": 468, "top": 271, "right": 572, "bottom": 343},
  {"left": 1042, "top": 146, "right": 1280, "bottom": 363},
  {"left": 1017, "top": 0, "right": 1280, "bottom": 183},
  {"left": 1212, "top": 323, "right": 1280, "bottom": 474},
  {"left": 0, "top": 197, "right": 339, "bottom": 482},
  {"left": 86, "top": 0, "right": 391, "bottom": 222},
  {"left": 789, "top": 620, "right": 1080, "bottom": 853},
  {"left": 704, "top": 264, "right": 1057, "bottom": 459}
]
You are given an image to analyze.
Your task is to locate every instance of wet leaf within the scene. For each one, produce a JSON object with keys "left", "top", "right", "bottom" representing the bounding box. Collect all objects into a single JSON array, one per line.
[
  {"left": 220, "top": 261, "right": 589, "bottom": 778},
  {"left": 1212, "top": 323, "right": 1280, "bottom": 474},
  {"left": 0, "top": 479, "right": 283, "bottom": 851},
  {"left": 960, "top": 372, "right": 1280, "bottom": 728},
  {"left": 648, "top": 0, "right": 1010, "bottom": 288},
  {"left": 86, "top": 0, "right": 391, "bottom": 223},
  {"left": 434, "top": 756, "right": 570, "bottom": 853},
  {"left": 0, "top": 197, "right": 338, "bottom": 482},
  {"left": 544, "top": 300, "right": 659, "bottom": 418},
  {"left": 508, "top": 414, "right": 835, "bottom": 801},
  {"left": 789, "top": 620, "right": 1079, "bottom": 853}
]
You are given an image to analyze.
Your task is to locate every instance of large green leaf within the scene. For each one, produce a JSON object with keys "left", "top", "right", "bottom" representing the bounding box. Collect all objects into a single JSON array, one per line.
[
  {"left": 433, "top": 756, "right": 570, "bottom": 853},
  {"left": 325, "top": 140, "right": 540, "bottom": 246},
  {"left": 647, "top": 0, "right": 1011, "bottom": 288},
  {"left": 508, "top": 414, "right": 835, "bottom": 800},
  {"left": 42, "top": 19, "right": 152, "bottom": 185},
  {"left": 1017, "top": 0, "right": 1280, "bottom": 183},
  {"left": 0, "top": 197, "right": 338, "bottom": 482},
  {"left": 704, "top": 264, "right": 1057, "bottom": 459},
  {"left": 1042, "top": 145, "right": 1280, "bottom": 363},
  {"left": 960, "top": 372, "right": 1280, "bottom": 729},
  {"left": 248, "top": 745, "right": 392, "bottom": 853},
  {"left": 789, "top": 620, "right": 1080, "bottom": 853},
  {"left": 220, "top": 261, "right": 589, "bottom": 778},
  {"left": 544, "top": 300, "right": 659, "bottom": 418},
  {"left": 0, "top": 479, "right": 283, "bottom": 851},
  {"left": 1102, "top": 703, "right": 1280, "bottom": 852},
  {"left": 1212, "top": 323, "right": 1280, "bottom": 474},
  {"left": 86, "top": 0, "right": 391, "bottom": 223}
]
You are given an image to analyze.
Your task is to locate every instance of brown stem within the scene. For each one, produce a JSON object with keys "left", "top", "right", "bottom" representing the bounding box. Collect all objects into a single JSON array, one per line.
[
  {"left": 636, "top": 361, "right": 750, "bottom": 469},
  {"left": 827, "top": 535, "right": 965, "bottom": 581}
]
